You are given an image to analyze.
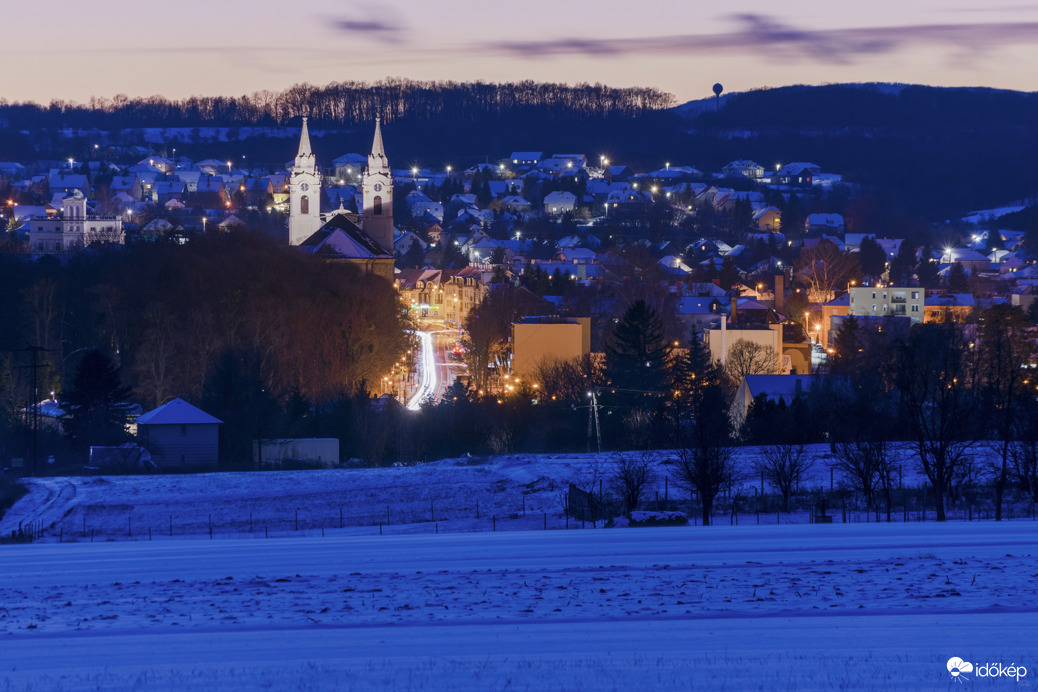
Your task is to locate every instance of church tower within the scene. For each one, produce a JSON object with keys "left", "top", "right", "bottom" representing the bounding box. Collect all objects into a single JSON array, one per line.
[
  {"left": 288, "top": 116, "right": 323, "bottom": 246},
  {"left": 362, "top": 117, "right": 394, "bottom": 252}
]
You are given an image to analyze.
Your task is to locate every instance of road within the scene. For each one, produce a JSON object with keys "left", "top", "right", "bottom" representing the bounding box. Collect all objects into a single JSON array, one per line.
[{"left": 406, "top": 328, "right": 468, "bottom": 409}]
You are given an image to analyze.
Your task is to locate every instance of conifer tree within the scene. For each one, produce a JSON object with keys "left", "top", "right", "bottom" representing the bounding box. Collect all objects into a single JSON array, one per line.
[{"left": 606, "top": 300, "right": 669, "bottom": 393}]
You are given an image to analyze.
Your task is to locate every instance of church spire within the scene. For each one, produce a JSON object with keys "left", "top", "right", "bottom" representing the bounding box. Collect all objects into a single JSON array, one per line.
[
  {"left": 295, "top": 115, "right": 314, "bottom": 169},
  {"left": 368, "top": 116, "right": 389, "bottom": 174}
]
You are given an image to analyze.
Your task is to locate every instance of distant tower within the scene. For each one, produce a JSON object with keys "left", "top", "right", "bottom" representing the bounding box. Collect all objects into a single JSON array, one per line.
[
  {"left": 288, "top": 116, "right": 322, "bottom": 246},
  {"left": 362, "top": 116, "right": 394, "bottom": 252}
]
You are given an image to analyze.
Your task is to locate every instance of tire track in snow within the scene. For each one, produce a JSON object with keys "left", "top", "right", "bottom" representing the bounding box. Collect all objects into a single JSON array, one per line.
[{"left": 0, "top": 477, "right": 78, "bottom": 536}]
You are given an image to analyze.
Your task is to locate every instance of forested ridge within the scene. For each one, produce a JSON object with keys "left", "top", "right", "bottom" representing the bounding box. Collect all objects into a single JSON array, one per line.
[{"left": 0, "top": 79, "right": 674, "bottom": 129}]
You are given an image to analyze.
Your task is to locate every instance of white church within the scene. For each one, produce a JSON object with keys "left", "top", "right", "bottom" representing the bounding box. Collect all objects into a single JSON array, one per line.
[{"left": 288, "top": 116, "right": 395, "bottom": 281}]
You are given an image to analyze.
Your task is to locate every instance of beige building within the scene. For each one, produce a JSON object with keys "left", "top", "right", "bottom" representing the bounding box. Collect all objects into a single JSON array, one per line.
[
  {"left": 848, "top": 286, "right": 924, "bottom": 323},
  {"left": 511, "top": 316, "right": 591, "bottom": 380},
  {"left": 705, "top": 322, "right": 812, "bottom": 375}
]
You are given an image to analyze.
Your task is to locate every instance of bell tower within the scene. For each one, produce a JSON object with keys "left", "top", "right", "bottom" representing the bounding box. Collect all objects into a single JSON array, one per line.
[
  {"left": 288, "top": 116, "right": 323, "bottom": 246},
  {"left": 362, "top": 117, "right": 394, "bottom": 252}
]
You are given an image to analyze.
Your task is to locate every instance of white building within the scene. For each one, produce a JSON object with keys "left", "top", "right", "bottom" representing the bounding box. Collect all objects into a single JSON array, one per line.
[
  {"left": 288, "top": 116, "right": 323, "bottom": 246},
  {"left": 27, "top": 191, "right": 123, "bottom": 253}
]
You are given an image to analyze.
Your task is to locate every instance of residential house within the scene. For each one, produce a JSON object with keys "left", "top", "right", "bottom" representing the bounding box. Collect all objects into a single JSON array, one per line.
[
  {"left": 754, "top": 206, "right": 782, "bottom": 232},
  {"left": 806, "top": 213, "right": 845, "bottom": 234},
  {"left": 848, "top": 286, "right": 924, "bottom": 323},
  {"left": 721, "top": 160, "right": 765, "bottom": 180},
  {"left": 136, "top": 398, "right": 222, "bottom": 469},
  {"left": 730, "top": 374, "right": 827, "bottom": 428},
  {"left": 924, "top": 293, "right": 975, "bottom": 323}
]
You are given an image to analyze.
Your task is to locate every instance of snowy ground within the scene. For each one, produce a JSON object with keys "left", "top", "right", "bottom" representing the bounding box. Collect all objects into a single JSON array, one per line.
[
  {"left": 2, "top": 524, "right": 1037, "bottom": 690},
  {"left": 2, "top": 452, "right": 1036, "bottom": 690},
  {"left": 0, "top": 447, "right": 946, "bottom": 544}
]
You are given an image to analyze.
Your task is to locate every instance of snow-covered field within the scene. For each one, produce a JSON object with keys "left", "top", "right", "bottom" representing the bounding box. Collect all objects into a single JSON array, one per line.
[
  {"left": 0, "top": 447, "right": 946, "bottom": 544},
  {"left": 2, "top": 452, "right": 1036, "bottom": 690}
]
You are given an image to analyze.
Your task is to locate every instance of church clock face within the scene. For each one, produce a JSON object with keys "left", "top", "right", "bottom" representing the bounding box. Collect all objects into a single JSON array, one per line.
[
  {"left": 300, "top": 183, "right": 309, "bottom": 191},
  {"left": 373, "top": 183, "right": 383, "bottom": 192}
]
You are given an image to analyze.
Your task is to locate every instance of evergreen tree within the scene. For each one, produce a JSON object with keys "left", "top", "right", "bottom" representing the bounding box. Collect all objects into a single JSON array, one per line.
[
  {"left": 858, "top": 236, "right": 887, "bottom": 280},
  {"left": 606, "top": 300, "right": 670, "bottom": 393},
  {"left": 947, "top": 263, "right": 970, "bottom": 293},
  {"left": 60, "top": 349, "right": 132, "bottom": 453}
]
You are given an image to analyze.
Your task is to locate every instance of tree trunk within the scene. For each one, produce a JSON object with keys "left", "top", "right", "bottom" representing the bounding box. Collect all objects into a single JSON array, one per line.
[
  {"left": 934, "top": 491, "right": 946, "bottom": 521},
  {"left": 701, "top": 493, "right": 713, "bottom": 526}
]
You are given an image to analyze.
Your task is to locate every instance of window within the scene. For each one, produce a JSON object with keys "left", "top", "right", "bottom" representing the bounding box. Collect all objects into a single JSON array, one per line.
[
  {"left": 300, "top": 195, "right": 309, "bottom": 215},
  {"left": 912, "top": 291, "right": 919, "bottom": 299},
  {"left": 180, "top": 424, "right": 187, "bottom": 437},
  {"left": 373, "top": 195, "right": 382, "bottom": 215},
  {"left": 911, "top": 305, "right": 919, "bottom": 312},
  {"left": 872, "top": 292, "right": 877, "bottom": 299}
]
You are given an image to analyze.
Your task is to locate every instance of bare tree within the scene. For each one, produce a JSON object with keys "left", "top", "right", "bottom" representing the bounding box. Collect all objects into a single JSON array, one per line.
[
  {"left": 755, "top": 444, "right": 811, "bottom": 512},
  {"left": 892, "top": 322, "right": 980, "bottom": 521},
  {"left": 795, "top": 239, "right": 862, "bottom": 303},
  {"left": 724, "top": 338, "right": 778, "bottom": 383},
  {"left": 831, "top": 439, "right": 898, "bottom": 521},
  {"left": 977, "top": 305, "right": 1033, "bottom": 520},
  {"left": 610, "top": 451, "right": 656, "bottom": 515}
]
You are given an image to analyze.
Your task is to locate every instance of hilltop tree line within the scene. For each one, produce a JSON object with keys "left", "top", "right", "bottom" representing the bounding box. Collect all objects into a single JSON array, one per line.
[{"left": 0, "top": 79, "right": 674, "bottom": 130}]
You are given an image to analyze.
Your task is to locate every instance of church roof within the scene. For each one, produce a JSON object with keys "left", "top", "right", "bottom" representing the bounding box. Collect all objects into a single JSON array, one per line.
[
  {"left": 300, "top": 213, "right": 392, "bottom": 260},
  {"left": 368, "top": 117, "right": 389, "bottom": 174},
  {"left": 293, "top": 116, "right": 318, "bottom": 175}
]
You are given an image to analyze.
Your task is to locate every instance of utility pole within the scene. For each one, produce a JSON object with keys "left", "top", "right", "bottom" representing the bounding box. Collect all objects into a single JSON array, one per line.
[
  {"left": 586, "top": 389, "right": 602, "bottom": 453},
  {"left": 17, "top": 345, "right": 50, "bottom": 477}
]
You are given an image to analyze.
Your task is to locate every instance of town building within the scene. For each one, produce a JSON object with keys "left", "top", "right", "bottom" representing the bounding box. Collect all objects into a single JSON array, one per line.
[{"left": 27, "top": 191, "right": 123, "bottom": 253}]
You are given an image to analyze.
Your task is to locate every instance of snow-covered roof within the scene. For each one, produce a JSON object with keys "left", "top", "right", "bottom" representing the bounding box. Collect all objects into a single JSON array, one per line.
[{"left": 136, "top": 398, "right": 222, "bottom": 426}]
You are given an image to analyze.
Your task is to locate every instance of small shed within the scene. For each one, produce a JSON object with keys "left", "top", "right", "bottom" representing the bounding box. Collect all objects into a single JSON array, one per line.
[{"left": 136, "top": 398, "right": 222, "bottom": 469}]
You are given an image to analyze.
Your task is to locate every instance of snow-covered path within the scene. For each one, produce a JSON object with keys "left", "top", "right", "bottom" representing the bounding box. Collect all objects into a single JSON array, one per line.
[{"left": 2, "top": 523, "right": 1036, "bottom": 690}]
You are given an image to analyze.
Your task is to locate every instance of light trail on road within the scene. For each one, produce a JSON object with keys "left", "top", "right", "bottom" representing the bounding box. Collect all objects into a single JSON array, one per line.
[{"left": 407, "top": 330, "right": 437, "bottom": 410}]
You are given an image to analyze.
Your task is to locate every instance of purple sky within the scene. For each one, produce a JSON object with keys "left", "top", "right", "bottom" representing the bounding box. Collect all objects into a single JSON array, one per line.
[{"left": 7, "top": 1, "right": 1038, "bottom": 105}]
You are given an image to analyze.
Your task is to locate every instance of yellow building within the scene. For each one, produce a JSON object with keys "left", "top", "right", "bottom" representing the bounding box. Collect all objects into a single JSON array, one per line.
[{"left": 511, "top": 316, "right": 591, "bottom": 380}]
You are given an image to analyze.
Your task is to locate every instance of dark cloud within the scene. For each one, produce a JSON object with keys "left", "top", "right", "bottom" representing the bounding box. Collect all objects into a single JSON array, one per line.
[
  {"left": 332, "top": 19, "right": 403, "bottom": 44},
  {"left": 329, "top": 3, "right": 407, "bottom": 44},
  {"left": 492, "top": 14, "right": 1038, "bottom": 64}
]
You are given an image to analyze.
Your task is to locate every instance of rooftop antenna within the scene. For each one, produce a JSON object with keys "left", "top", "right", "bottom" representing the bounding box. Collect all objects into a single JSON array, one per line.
[{"left": 712, "top": 83, "right": 724, "bottom": 113}]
